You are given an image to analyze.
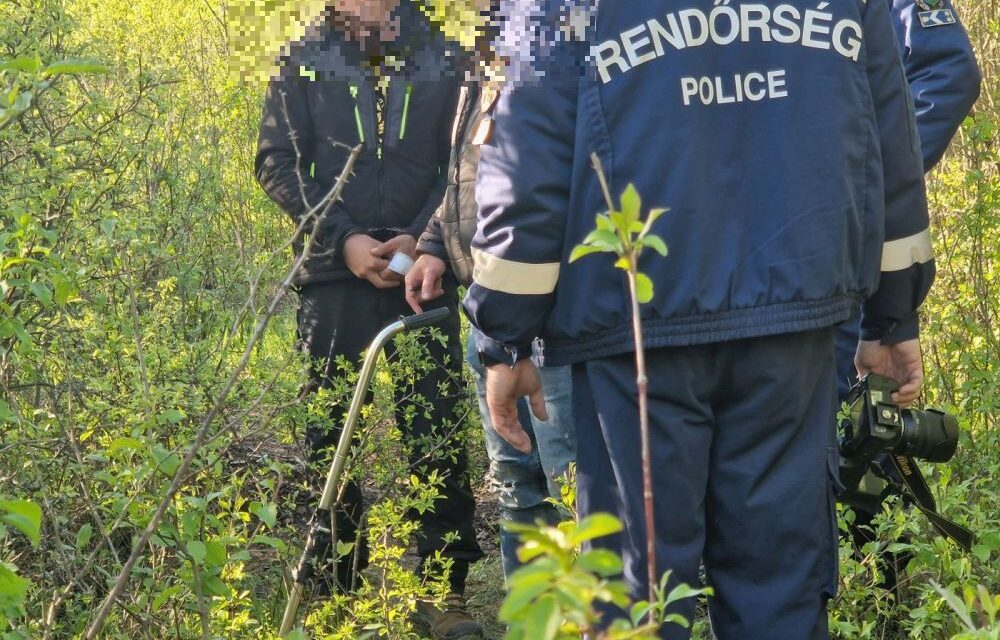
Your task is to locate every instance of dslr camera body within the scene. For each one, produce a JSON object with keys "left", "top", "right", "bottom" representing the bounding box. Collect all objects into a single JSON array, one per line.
[{"left": 837, "top": 374, "right": 973, "bottom": 550}]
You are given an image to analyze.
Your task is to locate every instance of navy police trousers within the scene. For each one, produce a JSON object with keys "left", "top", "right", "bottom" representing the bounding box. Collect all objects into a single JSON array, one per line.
[{"left": 574, "top": 328, "right": 839, "bottom": 640}]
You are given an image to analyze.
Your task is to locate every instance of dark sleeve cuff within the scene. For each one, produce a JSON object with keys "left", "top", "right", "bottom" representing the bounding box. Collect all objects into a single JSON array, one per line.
[
  {"left": 318, "top": 212, "right": 362, "bottom": 255},
  {"left": 473, "top": 332, "right": 532, "bottom": 368},
  {"left": 416, "top": 216, "right": 448, "bottom": 261},
  {"left": 859, "top": 312, "right": 920, "bottom": 344},
  {"left": 407, "top": 216, "right": 434, "bottom": 240}
]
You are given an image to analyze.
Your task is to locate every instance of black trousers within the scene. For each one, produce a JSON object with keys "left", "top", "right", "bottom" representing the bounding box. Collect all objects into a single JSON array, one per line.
[
  {"left": 575, "top": 329, "right": 839, "bottom": 640},
  {"left": 296, "top": 277, "right": 482, "bottom": 592}
]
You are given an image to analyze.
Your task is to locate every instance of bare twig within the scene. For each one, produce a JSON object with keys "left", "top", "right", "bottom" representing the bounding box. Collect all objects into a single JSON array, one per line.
[{"left": 591, "top": 153, "right": 658, "bottom": 615}]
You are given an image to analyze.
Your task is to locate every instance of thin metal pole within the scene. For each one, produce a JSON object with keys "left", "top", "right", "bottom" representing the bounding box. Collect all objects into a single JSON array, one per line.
[{"left": 278, "top": 320, "right": 405, "bottom": 637}]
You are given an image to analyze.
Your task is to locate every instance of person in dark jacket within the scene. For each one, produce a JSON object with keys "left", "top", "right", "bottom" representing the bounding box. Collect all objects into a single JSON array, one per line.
[
  {"left": 465, "top": 0, "right": 935, "bottom": 638},
  {"left": 255, "top": 2, "right": 483, "bottom": 637},
  {"left": 836, "top": 0, "right": 981, "bottom": 400},
  {"left": 837, "top": 0, "right": 980, "bottom": 597},
  {"left": 404, "top": 38, "right": 577, "bottom": 582}
]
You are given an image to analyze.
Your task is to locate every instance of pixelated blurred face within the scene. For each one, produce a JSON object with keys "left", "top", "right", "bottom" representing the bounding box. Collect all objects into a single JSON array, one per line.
[
  {"left": 331, "top": 0, "right": 402, "bottom": 44},
  {"left": 336, "top": 0, "right": 400, "bottom": 27}
]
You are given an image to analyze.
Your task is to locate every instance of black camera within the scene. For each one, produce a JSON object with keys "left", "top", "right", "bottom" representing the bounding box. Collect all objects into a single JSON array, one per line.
[
  {"left": 837, "top": 374, "right": 973, "bottom": 550},
  {"left": 839, "top": 374, "right": 958, "bottom": 490}
]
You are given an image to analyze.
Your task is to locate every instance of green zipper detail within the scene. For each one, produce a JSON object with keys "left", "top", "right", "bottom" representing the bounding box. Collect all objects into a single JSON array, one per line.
[
  {"left": 399, "top": 84, "right": 413, "bottom": 141},
  {"left": 309, "top": 162, "right": 316, "bottom": 178},
  {"left": 349, "top": 84, "right": 365, "bottom": 143}
]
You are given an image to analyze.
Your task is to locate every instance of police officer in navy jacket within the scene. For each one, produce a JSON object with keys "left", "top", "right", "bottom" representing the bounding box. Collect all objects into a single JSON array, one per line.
[
  {"left": 836, "top": 0, "right": 979, "bottom": 598},
  {"left": 836, "top": 0, "right": 980, "bottom": 399},
  {"left": 464, "top": 0, "right": 939, "bottom": 637}
]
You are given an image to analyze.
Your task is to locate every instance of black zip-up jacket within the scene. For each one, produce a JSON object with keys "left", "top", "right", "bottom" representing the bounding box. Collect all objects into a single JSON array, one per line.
[
  {"left": 416, "top": 82, "right": 484, "bottom": 286},
  {"left": 255, "top": 3, "right": 464, "bottom": 286}
]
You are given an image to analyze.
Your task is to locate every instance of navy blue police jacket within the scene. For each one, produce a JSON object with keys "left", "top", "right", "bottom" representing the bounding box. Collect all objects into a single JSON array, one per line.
[
  {"left": 889, "top": 0, "right": 980, "bottom": 170},
  {"left": 464, "top": 0, "right": 941, "bottom": 367}
]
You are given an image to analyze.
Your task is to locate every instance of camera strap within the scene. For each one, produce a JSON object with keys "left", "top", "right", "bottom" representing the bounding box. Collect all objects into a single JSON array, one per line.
[{"left": 890, "top": 454, "right": 976, "bottom": 551}]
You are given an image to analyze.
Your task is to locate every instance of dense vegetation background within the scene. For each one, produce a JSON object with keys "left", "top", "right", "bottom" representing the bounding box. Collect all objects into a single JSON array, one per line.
[{"left": 0, "top": 0, "right": 996, "bottom": 638}]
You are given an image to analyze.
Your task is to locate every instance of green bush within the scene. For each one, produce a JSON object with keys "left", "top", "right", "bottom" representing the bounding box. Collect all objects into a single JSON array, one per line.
[{"left": 0, "top": 0, "right": 997, "bottom": 638}]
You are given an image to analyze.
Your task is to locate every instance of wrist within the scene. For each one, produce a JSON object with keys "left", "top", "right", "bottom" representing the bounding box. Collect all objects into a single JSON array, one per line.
[
  {"left": 476, "top": 334, "right": 530, "bottom": 369},
  {"left": 860, "top": 312, "right": 920, "bottom": 345},
  {"left": 341, "top": 228, "right": 365, "bottom": 250}
]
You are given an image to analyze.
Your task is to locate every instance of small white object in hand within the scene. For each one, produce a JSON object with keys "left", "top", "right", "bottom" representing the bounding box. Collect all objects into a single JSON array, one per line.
[{"left": 388, "top": 252, "right": 414, "bottom": 276}]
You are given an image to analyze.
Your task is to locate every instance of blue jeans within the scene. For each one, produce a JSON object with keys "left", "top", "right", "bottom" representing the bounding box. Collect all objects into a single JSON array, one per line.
[{"left": 466, "top": 330, "right": 576, "bottom": 581}]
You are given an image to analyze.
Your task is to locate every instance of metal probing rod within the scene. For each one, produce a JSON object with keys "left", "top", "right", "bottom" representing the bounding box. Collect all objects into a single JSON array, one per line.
[{"left": 279, "top": 307, "right": 451, "bottom": 637}]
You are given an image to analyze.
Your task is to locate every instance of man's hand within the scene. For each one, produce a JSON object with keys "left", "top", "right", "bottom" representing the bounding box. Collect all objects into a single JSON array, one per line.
[
  {"left": 371, "top": 234, "right": 417, "bottom": 282},
  {"left": 485, "top": 359, "right": 548, "bottom": 454},
  {"left": 344, "top": 234, "right": 399, "bottom": 289},
  {"left": 405, "top": 254, "right": 447, "bottom": 312},
  {"left": 855, "top": 338, "right": 924, "bottom": 406}
]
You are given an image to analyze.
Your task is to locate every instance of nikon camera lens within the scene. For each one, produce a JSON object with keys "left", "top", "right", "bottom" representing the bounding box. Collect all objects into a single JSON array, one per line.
[{"left": 897, "top": 408, "right": 959, "bottom": 463}]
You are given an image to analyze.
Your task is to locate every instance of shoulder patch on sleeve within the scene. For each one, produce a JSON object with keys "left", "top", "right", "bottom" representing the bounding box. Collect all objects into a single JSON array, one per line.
[{"left": 918, "top": 8, "right": 957, "bottom": 27}]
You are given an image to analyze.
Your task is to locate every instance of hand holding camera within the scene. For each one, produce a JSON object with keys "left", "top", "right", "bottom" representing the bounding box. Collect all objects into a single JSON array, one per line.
[
  {"left": 838, "top": 369, "right": 973, "bottom": 551},
  {"left": 855, "top": 338, "right": 924, "bottom": 405}
]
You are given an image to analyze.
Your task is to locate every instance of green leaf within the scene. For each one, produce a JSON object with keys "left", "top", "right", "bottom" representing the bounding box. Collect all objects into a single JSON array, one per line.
[
  {"left": 335, "top": 540, "right": 355, "bottom": 559},
  {"left": 609, "top": 210, "right": 627, "bottom": 233},
  {"left": 635, "top": 273, "right": 654, "bottom": 304},
  {"left": 11, "top": 91, "right": 32, "bottom": 113},
  {"left": 568, "top": 513, "right": 623, "bottom": 546},
  {"left": 0, "top": 318, "right": 31, "bottom": 347},
  {"left": 52, "top": 275, "right": 74, "bottom": 306},
  {"left": 640, "top": 234, "right": 668, "bottom": 257},
  {"left": 646, "top": 209, "right": 670, "bottom": 227},
  {"left": 0, "top": 56, "right": 42, "bottom": 73},
  {"left": 0, "top": 500, "right": 41, "bottom": 547},
  {"left": 201, "top": 575, "right": 229, "bottom": 597},
  {"left": 42, "top": 60, "right": 108, "bottom": 77},
  {"left": 250, "top": 502, "right": 277, "bottom": 529},
  {"left": 523, "top": 594, "right": 560, "bottom": 640},
  {"left": 620, "top": 184, "right": 641, "bottom": 224},
  {"left": 630, "top": 601, "right": 653, "bottom": 626},
  {"left": 931, "top": 581, "right": 975, "bottom": 629},
  {"left": 663, "top": 582, "right": 711, "bottom": 607},
  {"left": 250, "top": 535, "right": 286, "bottom": 551},
  {"left": 498, "top": 579, "right": 550, "bottom": 621},
  {"left": 204, "top": 540, "right": 226, "bottom": 566},
  {"left": 75, "top": 524, "right": 93, "bottom": 552},
  {"left": 149, "top": 444, "right": 181, "bottom": 477},
  {"left": 186, "top": 540, "right": 207, "bottom": 565},
  {"left": 156, "top": 409, "right": 185, "bottom": 425},
  {"left": 576, "top": 549, "right": 623, "bottom": 577},
  {"left": 0, "top": 564, "right": 30, "bottom": 617},
  {"left": 28, "top": 282, "right": 52, "bottom": 306},
  {"left": 582, "top": 229, "right": 622, "bottom": 252},
  {"left": 107, "top": 437, "right": 144, "bottom": 455},
  {"left": 663, "top": 612, "right": 692, "bottom": 629},
  {"left": 972, "top": 544, "right": 991, "bottom": 563},
  {"left": 595, "top": 215, "right": 615, "bottom": 232},
  {"left": 569, "top": 244, "right": 607, "bottom": 263},
  {"left": 151, "top": 584, "right": 184, "bottom": 612}
]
